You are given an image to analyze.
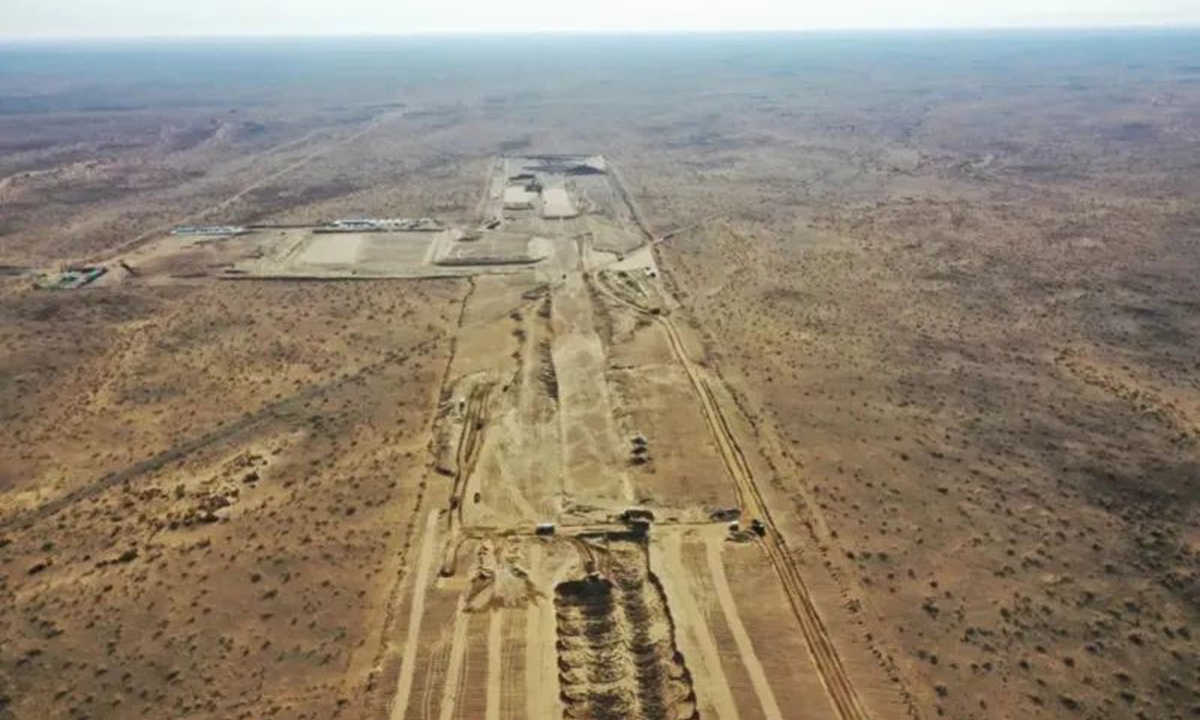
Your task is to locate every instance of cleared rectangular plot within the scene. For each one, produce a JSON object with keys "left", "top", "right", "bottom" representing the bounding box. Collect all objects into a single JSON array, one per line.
[
  {"left": 588, "top": 215, "right": 643, "bottom": 254},
  {"left": 298, "top": 233, "right": 364, "bottom": 264},
  {"left": 610, "top": 365, "right": 737, "bottom": 513},
  {"left": 357, "top": 233, "right": 437, "bottom": 266},
  {"left": 504, "top": 185, "right": 536, "bottom": 210},
  {"left": 542, "top": 188, "right": 577, "bottom": 218},
  {"left": 438, "top": 232, "right": 541, "bottom": 265}
]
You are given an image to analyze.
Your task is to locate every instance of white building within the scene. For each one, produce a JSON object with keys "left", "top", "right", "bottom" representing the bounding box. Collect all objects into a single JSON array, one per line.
[{"left": 503, "top": 185, "right": 537, "bottom": 210}]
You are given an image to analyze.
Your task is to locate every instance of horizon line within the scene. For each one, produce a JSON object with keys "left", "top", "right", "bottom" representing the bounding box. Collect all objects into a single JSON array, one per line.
[{"left": 3, "top": 21, "right": 1200, "bottom": 43}]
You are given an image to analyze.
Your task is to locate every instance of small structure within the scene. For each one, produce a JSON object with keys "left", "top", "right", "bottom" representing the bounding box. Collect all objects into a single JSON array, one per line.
[
  {"left": 535, "top": 523, "right": 556, "bottom": 536},
  {"left": 35, "top": 266, "right": 106, "bottom": 290},
  {"left": 503, "top": 184, "right": 538, "bottom": 211},
  {"left": 323, "top": 218, "right": 443, "bottom": 233},
  {"left": 630, "top": 434, "right": 650, "bottom": 465},
  {"left": 620, "top": 507, "right": 655, "bottom": 524},
  {"left": 326, "top": 218, "right": 377, "bottom": 232},
  {"left": 709, "top": 507, "right": 740, "bottom": 523},
  {"left": 171, "top": 225, "right": 247, "bottom": 236},
  {"left": 727, "top": 521, "right": 757, "bottom": 543}
]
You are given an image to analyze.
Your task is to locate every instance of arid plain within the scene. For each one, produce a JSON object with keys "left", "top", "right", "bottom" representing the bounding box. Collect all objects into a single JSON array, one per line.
[{"left": 1, "top": 32, "right": 1198, "bottom": 720}]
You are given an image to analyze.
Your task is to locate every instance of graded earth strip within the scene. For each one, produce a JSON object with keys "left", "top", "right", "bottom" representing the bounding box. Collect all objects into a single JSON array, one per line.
[
  {"left": 500, "top": 610, "right": 526, "bottom": 720},
  {"left": 437, "top": 595, "right": 472, "bottom": 720},
  {"left": 550, "top": 266, "right": 635, "bottom": 507},
  {"left": 524, "top": 545, "right": 561, "bottom": 720},
  {"left": 656, "top": 530, "right": 742, "bottom": 720},
  {"left": 390, "top": 509, "right": 444, "bottom": 720},
  {"left": 705, "top": 532, "right": 785, "bottom": 720},
  {"left": 486, "top": 609, "right": 504, "bottom": 720}
]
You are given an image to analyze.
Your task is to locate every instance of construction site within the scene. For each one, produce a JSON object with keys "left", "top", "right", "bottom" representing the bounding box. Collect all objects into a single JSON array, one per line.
[
  {"left": 373, "top": 155, "right": 906, "bottom": 720},
  {"left": 15, "top": 154, "right": 907, "bottom": 720},
  {"left": 7, "top": 35, "right": 1199, "bottom": 720}
]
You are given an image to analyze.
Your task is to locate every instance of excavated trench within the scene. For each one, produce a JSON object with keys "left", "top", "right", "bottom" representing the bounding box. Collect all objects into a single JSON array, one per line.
[{"left": 554, "top": 538, "right": 699, "bottom": 720}]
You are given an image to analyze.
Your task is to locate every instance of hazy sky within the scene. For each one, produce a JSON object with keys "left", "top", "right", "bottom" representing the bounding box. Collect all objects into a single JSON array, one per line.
[{"left": 3, "top": 0, "right": 1200, "bottom": 38}]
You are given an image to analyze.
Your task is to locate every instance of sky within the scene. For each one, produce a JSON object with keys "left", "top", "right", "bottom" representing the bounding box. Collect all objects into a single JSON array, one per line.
[{"left": 3, "top": 0, "right": 1200, "bottom": 38}]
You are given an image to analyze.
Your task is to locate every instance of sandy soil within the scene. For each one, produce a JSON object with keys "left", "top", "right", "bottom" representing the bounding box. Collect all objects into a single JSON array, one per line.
[
  {"left": 2, "top": 33, "right": 1198, "bottom": 720},
  {"left": 371, "top": 157, "right": 903, "bottom": 720}
]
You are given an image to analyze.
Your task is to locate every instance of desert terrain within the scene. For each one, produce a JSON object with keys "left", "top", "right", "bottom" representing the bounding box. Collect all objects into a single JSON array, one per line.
[{"left": 1, "top": 31, "right": 1198, "bottom": 720}]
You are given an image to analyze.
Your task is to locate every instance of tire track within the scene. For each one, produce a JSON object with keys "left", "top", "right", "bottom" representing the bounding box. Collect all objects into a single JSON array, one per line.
[
  {"left": 389, "top": 510, "right": 443, "bottom": 720},
  {"left": 440, "top": 380, "right": 493, "bottom": 577},
  {"left": 452, "top": 381, "right": 493, "bottom": 525},
  {"left": 659, "top": 531, "right": 742, "bottom": 720},
  {"left": 486, "top": 610, "right": 504, "bottom": 720},
  {"left": 524, "top": 545, "right": 560, "bottom": 720},
  {"left": 437, "top": 595, "right": 472, "bottom": 720},
  {"left": 421, "top": 632, "right": 451, "bottom": 720},
  {"left": 705, "top": 533, "right": 783, "bottom": 720}
]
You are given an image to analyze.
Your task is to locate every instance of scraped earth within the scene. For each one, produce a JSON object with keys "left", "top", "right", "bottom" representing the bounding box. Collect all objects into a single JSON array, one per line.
[
  {"left": 4, "top": 36, "right": 1200, "bottom": 720},
  {"left": 373, "top": 156, "right": 908, "bottom": 720},
  {"left": 555, "top": 538, "right": 697, "bottom": 720},
  {"left": 0, "top": 150, "right": 908, "bottom": 720}
]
